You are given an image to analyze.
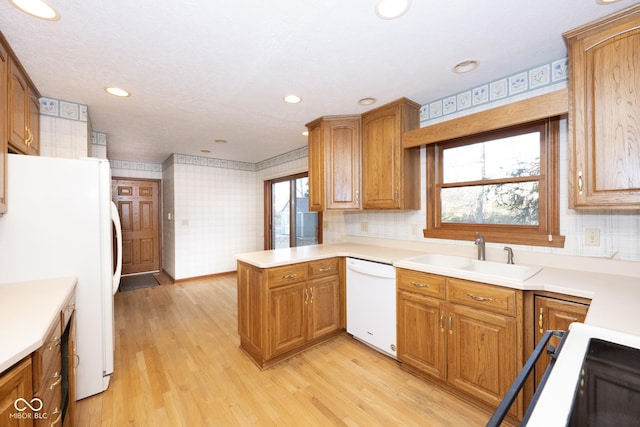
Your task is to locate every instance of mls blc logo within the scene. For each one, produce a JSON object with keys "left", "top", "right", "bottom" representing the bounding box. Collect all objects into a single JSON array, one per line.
[{"left": 10, "top": 397, "right": 47, "bottom": 420}]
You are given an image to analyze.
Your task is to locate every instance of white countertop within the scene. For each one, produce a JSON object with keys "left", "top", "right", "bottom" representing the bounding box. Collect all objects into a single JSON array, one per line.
[
  {"left": 0, "top": 276, "right": 77, "bottom": 373},
  {"left": 238, "top": 242, "right": 640, "bottom": 423}
]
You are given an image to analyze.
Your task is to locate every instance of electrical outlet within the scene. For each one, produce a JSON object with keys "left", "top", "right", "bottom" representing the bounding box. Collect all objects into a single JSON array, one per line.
[
  {"left": 411, "top": 224, "right": 418, "bottom": 235},
  {"left": 323, "top": 220, "right": 329, "bottom": 229},
  {"left": 360, "top": 221, "right": 368, "bottom": 233},
  {"left": 585, "top": 228, "right": 600, "bottom": 246}
]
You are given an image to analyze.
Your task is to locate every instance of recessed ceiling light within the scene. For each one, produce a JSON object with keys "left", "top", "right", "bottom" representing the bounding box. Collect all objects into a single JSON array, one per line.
[
  {"left": 376, "top": 0, "right": 410, "bottom": 19},
  {"left": 596, "top": 0, "right": 621, "bottom": 3},
  {"left": 200, "top": 149, "right": 211, "bottom": 153},
  {"left": 302, "top": 131, "right": 309, "bottom": 136},
  {"left": 214, "top": 139, "right": 228, "bottom": 144},
  {"left": 452, "top": 59, "right": 479, "bottom": 74},
  {"left": 9, "top": 0, "right": 59, "bottom": 20},
  {"left": 358, "top": 97, "right": 377, "bottom": 106},
  {"left": 104, "top": 87, "right": 131, "bottom": 97},
  {"left": 283, "top": 94, "right": 302, "bottom": 104}
]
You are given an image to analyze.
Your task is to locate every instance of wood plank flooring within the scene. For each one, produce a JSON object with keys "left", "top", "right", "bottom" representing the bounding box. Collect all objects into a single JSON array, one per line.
[{"left": 75, "top": 274, "right": 492, "bottom": 426}]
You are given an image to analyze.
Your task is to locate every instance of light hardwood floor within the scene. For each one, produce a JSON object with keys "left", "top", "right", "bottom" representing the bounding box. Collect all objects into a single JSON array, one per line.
[{"left": 75, "top": 274, "right": 492, "bottom": 426}]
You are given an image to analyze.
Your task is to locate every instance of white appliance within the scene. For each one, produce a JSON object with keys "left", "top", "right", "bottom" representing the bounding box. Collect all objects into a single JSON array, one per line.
[
  {"left": 346, "top": 257, "right": 397, "bottom": 358},
  {"left": 0, "top": 154, "right": 123, "bottom": 400}
]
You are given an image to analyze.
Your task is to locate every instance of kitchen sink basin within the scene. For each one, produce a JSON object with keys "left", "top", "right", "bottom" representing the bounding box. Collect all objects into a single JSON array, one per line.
[
  {"left": 399, "top": 253, "right": 541, "bottom": 283},
  {"left": 460, "top": 260, "right": 541, "bottom": 282}
]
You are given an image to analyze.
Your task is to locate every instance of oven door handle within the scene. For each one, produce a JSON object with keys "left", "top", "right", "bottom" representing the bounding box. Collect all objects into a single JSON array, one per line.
[{"left": 486, "top": 330, "right": 567, "bottom": 427}]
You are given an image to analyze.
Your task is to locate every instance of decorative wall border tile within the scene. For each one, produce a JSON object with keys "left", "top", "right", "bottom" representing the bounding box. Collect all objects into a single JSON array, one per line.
[
  {"left": 39, "top": 97, "right": 88, "bottom": 122},
  {"left": 111, "top": 159, "right": 163, "bottom": 173},
  {"left": 255, "top": 146, "right": 308, "bottom": 171},
  {"left": 91, "top": 132, "right": 107, "bottom": 146},
  {"left": 419, "top": 57, "right": 569, "bottom": 125}
]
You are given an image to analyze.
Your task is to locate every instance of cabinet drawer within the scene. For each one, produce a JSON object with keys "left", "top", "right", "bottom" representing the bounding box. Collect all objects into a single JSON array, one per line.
[
  {"left": 267, "top": 263, "right": 307, "bottom": 288},
  {"left": 447, "top": 278, "right": 518, "bottom": 316},
  {"left": 308, "top": 258, "right": 339, "bottom": 279},
  {"left": 397, "top": 268, "right": 446, "bottom": 299},
  {"left": 33, "top": 318, "right": 61, "bottom": 389}
]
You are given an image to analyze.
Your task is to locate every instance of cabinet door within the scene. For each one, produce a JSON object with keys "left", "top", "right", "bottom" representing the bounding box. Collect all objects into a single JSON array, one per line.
[
  {"left": 362, "top": 103, "right": 402, "bottom": 209},
  {"left": 27, "top": 89, "right": 39, "bottom": 156},
  {"left": 308, "top": 275, "right": 341, "bottom": 340},
  {"left": 0, "top": 357, "right": 34, "bottom": 427},
  {"left": 325, "top": 117, "right": 361, "bottom": 209},
  {"left": 534, "top": 296, "right": 588, "bottom": 388},
  {"left": 447, "top": 303, "right": 518, "bottom": 414},
  {"left": 565, "top": 7, "right": 640, "bottom": 207},
  {"left": 8, "top": 58, "right": 28, "bottom": 154},
  {"left": 361, "top": 99, "right": 420, "bottom": 210},
  {"left": 63, "top": 312, "right": 76, "bottom": 427},
  {"left": 397, "top": 291, "right": 446, "bottom": 380},
  {"left": 268, "top": 282, "right": 307, "bottom": 358},
  {"left": 0, "top": 41, "right": 7, "bottom": 215},
  {"left": 307, "top": 122, "right": 324, "bottom": 211}
]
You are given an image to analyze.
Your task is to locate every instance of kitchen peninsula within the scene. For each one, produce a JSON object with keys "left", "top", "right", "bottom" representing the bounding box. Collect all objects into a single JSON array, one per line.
[{"left": 237, "top": 239, "right": 640, "bottom": 424}]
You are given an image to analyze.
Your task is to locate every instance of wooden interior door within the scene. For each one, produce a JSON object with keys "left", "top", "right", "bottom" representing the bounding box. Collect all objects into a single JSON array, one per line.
[{"left": 112, "top": 179, "right": 160, "bottom": 275}]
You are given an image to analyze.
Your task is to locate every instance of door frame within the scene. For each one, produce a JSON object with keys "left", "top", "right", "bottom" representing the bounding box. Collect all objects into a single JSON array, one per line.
[
  {"left": 263, "top": 172, "right": 322, "bottom": 250},
  {"left": 112, "top": 176, "right": 163, "bottom": 275}
]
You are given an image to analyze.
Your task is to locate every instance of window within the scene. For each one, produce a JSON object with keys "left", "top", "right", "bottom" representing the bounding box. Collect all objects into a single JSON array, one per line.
[
  {"left": 424, "top": 118, "right": 564, "bottom": 247},
  {"left": 264, "top": 173, "right": 322, "bottom": 249}
]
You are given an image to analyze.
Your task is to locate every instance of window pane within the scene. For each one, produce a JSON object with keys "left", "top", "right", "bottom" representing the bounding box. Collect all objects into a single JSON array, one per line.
[
  {"left": 443, "top": 132, "right": 541, "bottom": 183},
  {"left": 441, "top": 182, "right": 539, "bottom": 225},
  {"left": 294, "top": 177, "right": 318, "bottom": 247},
  {"left": 272, "top": 181, "right": 290, "bottom": 249}
]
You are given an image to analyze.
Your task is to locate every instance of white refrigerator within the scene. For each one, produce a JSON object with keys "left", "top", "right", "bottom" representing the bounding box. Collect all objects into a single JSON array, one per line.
[{"left": 0, "top": 154, "right": 123, "bottom": 400}]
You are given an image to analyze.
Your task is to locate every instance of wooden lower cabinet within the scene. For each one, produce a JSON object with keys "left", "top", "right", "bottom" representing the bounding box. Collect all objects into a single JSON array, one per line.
[
  {"left": 238, "top": 258, "right": 344, "bottom": 369},
  {"left": 533, "top": 294, "right": 589, "bottom": 389},
  {"left": 0, "top": 357, "right": 33, "bottom": 427},
  {"left": 397, "top": 268, "right": 523, "bottom": 419}
]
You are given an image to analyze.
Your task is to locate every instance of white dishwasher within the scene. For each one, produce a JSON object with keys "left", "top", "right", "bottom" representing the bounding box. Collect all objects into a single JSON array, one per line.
[{"left": 346, "top": 257, "right": 397, "bottom": 359}]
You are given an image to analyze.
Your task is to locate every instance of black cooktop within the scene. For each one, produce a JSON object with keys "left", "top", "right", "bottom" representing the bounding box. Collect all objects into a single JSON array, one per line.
[{"left": 568, "top": 338, "right": 640, "bottom": 426}]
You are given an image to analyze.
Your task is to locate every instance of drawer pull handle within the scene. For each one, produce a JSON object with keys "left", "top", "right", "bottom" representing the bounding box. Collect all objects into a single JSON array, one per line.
[
  {"left": 49, "top": 372, "right": 62, "bottom": 390},
  {"left": 48, "top": 337, "right": 61, "bottom": 351},
  {"left": 50, "top": 407, "right": 62, "bottom": 426},
  {"left": 282, "top": 274, "right": 297, "bottom": 279},
  {"left": 466, "top": 293, "right": 493, "bottom": 302},
  {"left": 411, "top": 282, "right": 429, "bottom": 288},
  {"left": 538, "top": 307, "right": 544, "bottom": 334},
  {"left": 318, "top": 267, "right": 332, "bottom": 272}
]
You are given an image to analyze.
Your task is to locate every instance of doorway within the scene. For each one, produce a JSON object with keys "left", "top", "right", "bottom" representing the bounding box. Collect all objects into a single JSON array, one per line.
[
  {"left": 264, "top": 173, "right": 322, "bottom": 250},
  {"left": 112, "top": 178, "right": 161, "bottom": 275}
]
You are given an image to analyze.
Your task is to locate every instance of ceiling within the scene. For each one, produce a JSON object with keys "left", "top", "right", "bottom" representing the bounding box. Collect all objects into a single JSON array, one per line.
[{"left": 0, "top": 0, "right": 636, "bottom": 164}]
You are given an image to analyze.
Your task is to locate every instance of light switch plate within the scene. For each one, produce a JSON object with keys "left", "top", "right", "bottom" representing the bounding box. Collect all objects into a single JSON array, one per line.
[{"left": 585, "top": 228, "right": 600, "bottom": 246}]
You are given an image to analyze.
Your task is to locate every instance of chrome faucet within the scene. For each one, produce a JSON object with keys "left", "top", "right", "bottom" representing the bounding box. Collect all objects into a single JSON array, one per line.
[
  {"left": 504, "top": 247, "right": 514, "bottom": 264},
  {"left": 474, "top": 233, "right": 485, "bottom": 261}
]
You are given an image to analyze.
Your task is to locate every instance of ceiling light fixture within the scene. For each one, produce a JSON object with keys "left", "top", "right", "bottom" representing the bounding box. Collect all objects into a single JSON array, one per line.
[
  {"left": 105, "top": 87, "right": 131, "bottom": 97},
  {"left": 376, "top": 0, "right": 410, "bottom": 20},
  {"left": 596, "top": 0, "right": 621, "bottom": 3},
  {"left": 9, "top": 0, "right": 59, "bottom": 20},
  {"left": 283, "top": 94, "right": 302, "bottom": 104},
  {"left": 214, "top": 139, "right": 227, "bottom": 144},
  {"left": 200, "top": 149, "right": 211, "bottom": 153},
  {"left": 452, "top": 59, "right": 479, "bottom": 74},
  {"left": 358, "top": 97, "right": 377, "bottom": 106},
  {"left": 302, "top": 131, "right": 309, "bottom": 136}
]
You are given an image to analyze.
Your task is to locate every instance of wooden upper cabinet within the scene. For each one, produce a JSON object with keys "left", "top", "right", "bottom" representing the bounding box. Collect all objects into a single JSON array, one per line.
[
  {"left": 361, "top": 98, "right": 420, "bottom": 210},
  {"left": 0, "top": 40, "right": 7, "bottom": 216},
  {"left": 564, "top": 5, "right": 640, "bottom": 208},
  {"left": 7, "top": 55, "right": 40, "bottom": 156},
  {"left": 307, "top": 115, "right": 361, "bottom": 211}
]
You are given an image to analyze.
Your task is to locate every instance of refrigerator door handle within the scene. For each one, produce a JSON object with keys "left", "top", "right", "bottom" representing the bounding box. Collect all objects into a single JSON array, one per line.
[{"left": 111, "top": 201, "right": 123, "bottom": 294}]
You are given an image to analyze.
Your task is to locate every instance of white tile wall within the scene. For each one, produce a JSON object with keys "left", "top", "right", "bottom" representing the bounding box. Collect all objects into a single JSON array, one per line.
[{"left": 39, "top": 115, "right": 90, "bottom": 159}]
